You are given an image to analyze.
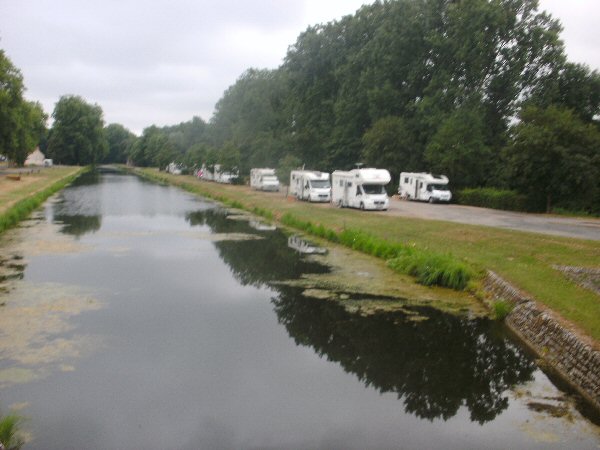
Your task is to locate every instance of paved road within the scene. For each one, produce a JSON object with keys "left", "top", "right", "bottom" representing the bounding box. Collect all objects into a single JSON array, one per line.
[{"left": 387, "top": 198, "right": 600, "bottom": 241}]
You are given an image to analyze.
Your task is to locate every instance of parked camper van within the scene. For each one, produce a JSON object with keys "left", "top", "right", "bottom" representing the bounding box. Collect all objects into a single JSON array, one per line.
[
  {"left": 214, "top": 164, "right": 239, "bottom": 184},
  {"left": 331, "top": 168, "right": 391, "bottom": 210},
  {"left": 289, "top": 170, "right": 331, "bottom": 202},
  {"left": 166, "top": 162, "right": 183, "bottom": 175},
  {"left": 250, "top": 168, "right": 280, "bottom": 191},
  {"left": 399, "top": 172, "right": 452, "bottom": 203}
]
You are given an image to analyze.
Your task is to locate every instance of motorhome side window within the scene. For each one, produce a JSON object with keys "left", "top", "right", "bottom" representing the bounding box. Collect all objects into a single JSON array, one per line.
[
  {"left": 405, "top": 177, "right": 409, "bottom": 184},
  {"left": 356, "top": 186, "right": 361, "bottom": 196}
]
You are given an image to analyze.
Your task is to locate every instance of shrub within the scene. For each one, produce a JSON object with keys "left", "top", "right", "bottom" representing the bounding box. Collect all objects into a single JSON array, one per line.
[
  {"left": 492, "top": 299, "right": 514, "bottom": 320},
  {"left": 0, "top": 414, "right": 24, "bottom": 450},
  {"left": 455, "top": 188, "right": 527, "bottom": 212},
  {"left": 387, "top": 251, "right": 473, "bottom": 291}
]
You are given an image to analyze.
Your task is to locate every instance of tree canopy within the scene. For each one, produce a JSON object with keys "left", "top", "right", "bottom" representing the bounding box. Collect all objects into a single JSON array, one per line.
[
  {"left": 47, "top": 95, "right": 108, "bottom": 165},
  {"left": 0, "top": 50, "right": 47, "bottom": 165}
]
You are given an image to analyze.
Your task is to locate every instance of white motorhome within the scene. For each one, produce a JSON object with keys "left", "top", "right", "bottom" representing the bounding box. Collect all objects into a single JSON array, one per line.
[
  {"left": 250, "top": 168, "right": 280, "bottom": 191},
  {"left": 214, "top": 164, "right": 239, "bottom": 184},
  {"left": 289, "top": 170, "right": 331, "bottom": 202},
  {"left": 399, "top": 172, "right": 452, "bottom": 203},
  {"left": 166, "top": 162, "right": 183, "bottom": 175},
  {"left": 331, "top": 168, "right": 391, "bottom": 210},
  {"left": 197, "top": 163, "right": 214, "bottom": 180}
]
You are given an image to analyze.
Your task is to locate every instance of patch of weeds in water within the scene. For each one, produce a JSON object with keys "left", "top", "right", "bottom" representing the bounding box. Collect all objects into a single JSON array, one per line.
[
  {"left": 492, "top": 299, "right": 514, "bottom": 320},
  {"left": 527, "top": 401, "right": 571, "bottom": 419},
  {"left": 0, "top": 413, "right": 25, "bottom": 450}
]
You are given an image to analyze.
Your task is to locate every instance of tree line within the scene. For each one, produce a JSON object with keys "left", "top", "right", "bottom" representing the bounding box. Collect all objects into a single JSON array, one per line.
[{"left": 2, "top": 0, "right": 599, "bottom": 213}]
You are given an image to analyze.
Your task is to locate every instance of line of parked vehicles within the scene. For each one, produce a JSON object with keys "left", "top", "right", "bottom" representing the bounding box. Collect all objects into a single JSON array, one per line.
[{"left": 190, "top": 163, "right": 452, "bottom": 211}]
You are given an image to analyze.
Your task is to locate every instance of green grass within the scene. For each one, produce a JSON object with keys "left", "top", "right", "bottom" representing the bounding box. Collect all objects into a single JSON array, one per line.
[
  {"left": 0, "top": 167, "right": 87, "bottom": 235},
  {"left": 131, "top": 167, "right": 600, "bottom": 341},
  {"left": 0, "top": 414, "right": 24, "bottom": 450},
  {"left": 491, "top": 299, "right": 514, "bottom": 321}
]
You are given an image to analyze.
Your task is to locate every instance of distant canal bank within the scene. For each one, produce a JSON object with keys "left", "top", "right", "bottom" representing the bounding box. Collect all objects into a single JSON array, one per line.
[
  {"left": 0, "top": 166, "right": 86, "bottom": 234},
  {"left": 0, "top": 169, "right": 599, "bottom": 449}
]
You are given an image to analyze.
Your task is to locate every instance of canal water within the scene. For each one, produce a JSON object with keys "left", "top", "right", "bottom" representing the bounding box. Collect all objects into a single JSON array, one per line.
[{"left": 0, "top": 171, "right": 598, "bottom": 449}]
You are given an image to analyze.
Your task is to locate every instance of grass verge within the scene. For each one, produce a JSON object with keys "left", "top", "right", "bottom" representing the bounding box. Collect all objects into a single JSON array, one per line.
[{"left": 0, "top": 167, "right": 87, "bottom": 235}]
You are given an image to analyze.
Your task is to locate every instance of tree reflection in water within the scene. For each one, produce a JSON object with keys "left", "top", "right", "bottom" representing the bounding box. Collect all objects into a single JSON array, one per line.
[{"left": 186, "top": 208, "right": 536, "bottom": 423}]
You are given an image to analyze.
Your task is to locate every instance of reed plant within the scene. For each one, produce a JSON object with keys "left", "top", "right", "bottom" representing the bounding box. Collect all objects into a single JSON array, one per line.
[
  {"left": 0, "top": 414, "right": 24, "bottom": 450},
  {"left": 492, "top": 299, "right": 514, "bottom": 320},
  {"left": 281, "top": 212, "right": 473, "bottom": 290}
]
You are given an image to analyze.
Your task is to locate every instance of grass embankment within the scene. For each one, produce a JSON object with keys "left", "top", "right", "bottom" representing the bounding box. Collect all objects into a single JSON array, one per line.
[
  {"left": 0, "top": 166, "right": 86, "bottom": 235},
  {"left": 133, "top": 168, "right": 600, "bottom": 342}
]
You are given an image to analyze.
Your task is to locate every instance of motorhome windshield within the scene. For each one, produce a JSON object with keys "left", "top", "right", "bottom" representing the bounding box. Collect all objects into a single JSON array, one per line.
[
  {"left": 430, "top": 184, "right": 449, "bottom": 191},
  {"left": 362, "top": 184, "right": 386, "bottom": 195},
  {"left": 310, "top": 179, "right": 330, "bottom": 189}
]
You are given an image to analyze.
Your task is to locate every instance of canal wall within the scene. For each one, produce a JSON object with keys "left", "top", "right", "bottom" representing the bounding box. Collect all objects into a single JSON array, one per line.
[{"left": 483, "top": 271, "right": 600, "bottom": 411}]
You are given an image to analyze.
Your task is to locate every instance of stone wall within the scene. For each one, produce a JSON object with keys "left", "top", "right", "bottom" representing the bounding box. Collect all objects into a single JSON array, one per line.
[{"left": 483, "top": 271, "right": 600, "bottom": 411}]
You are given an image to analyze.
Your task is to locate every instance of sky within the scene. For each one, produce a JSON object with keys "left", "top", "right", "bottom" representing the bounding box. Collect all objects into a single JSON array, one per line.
[{"left": 1, "top": 0, "right": 599, "bottom": 135}]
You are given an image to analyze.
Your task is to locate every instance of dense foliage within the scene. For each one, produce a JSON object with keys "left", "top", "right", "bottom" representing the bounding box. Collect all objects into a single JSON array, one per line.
[
  {"left": 47, "top": 95, "right": 108, "bottom": 165},
  {"left": 2, "top": 0, "right": 599, "bottom": 212},
  {"left": 0, "top": 50, "right": 46, "bottom": 165}
]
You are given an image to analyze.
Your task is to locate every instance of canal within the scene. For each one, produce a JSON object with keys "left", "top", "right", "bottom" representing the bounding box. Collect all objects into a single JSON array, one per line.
[{"left": 0, "top": 170, "right": 598, "bottom": 449}]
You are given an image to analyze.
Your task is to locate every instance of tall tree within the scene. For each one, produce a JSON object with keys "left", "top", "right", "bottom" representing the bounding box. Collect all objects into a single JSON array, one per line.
[
  {"left": 505, "top": 105, "right": 600, "bottom": 213},
  {"left": 47, "top": 95, "right": 108, "bottom": 165},
  {"left": 362, "top": 116, "right": 418, "bottom": 177},
  {"left": 0, "top": 50, "right": 47, "bottom": 165},
  {"left": 104, "top": 123, "right": 136, "bottom": 164},
  {"left": 425, "top": 104, "right": 493, "bottom": 189}
]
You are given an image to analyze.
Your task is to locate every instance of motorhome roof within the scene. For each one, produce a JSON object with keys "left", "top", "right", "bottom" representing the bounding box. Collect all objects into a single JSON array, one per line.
[
  {"left": 402, "top": 172, "right": 449, "bottom": 184},
  {"left": 333, "top": 168, "right": 391, "bottom": 184}
]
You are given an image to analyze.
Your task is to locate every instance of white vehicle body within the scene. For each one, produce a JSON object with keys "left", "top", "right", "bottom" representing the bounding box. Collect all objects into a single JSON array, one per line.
[
  {"left": 213, "top": 164, "right": 239, "bottom": 184},
  {"left": 166, "top": 162, "right": 182, "bottom": 175},
  {"left": 331, "top": 168, "right": 391, "bottom": 211},
  {"left": 399, "top": 172, "right": 452, "bottom": 203},
  {"left": 197, "top": 164, "right": 213, "bottom": 180},
  {"left": 289, "top": 170, "right": 331, "bottom": 202},
  {"left": 250, "top": 168, "right": 280, "bottom": 191}
]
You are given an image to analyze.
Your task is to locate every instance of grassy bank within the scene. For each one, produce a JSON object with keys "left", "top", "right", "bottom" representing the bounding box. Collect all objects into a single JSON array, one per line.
[
  {"left": 133, "top": 168, "right": 600, "bottom": 342},
  {"left": 0, "top": 166, "right": 87, "bottom": 235}
]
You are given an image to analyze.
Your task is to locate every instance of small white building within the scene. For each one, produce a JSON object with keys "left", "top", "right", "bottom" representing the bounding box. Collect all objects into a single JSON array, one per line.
[{"left": 25, "top": 147, "right": 46, "bottom": 166}]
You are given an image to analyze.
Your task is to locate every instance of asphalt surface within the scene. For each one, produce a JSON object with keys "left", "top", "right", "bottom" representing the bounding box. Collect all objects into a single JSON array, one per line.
[{"left": 387, "top": 198, "right": 600, "bottom": 241}]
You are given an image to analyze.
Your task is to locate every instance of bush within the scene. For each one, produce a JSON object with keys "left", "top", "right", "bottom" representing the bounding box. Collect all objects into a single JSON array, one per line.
[
  {"left": 455, "top": 188, "right": 527, "bottom": 212},
  {"left": 0, "top": 414, "right": 24, "bottom": 450},
  {"left": 387, "top": 251, "right": 473, "bottom": 290},
  {"left": 492, "top": 299, "right": 514, "bottom": 320}
]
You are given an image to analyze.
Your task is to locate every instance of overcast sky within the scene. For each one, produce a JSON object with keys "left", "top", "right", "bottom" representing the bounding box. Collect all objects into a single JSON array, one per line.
[{"left": 1, "top": 0, "right": 599, "bottom": 135}]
